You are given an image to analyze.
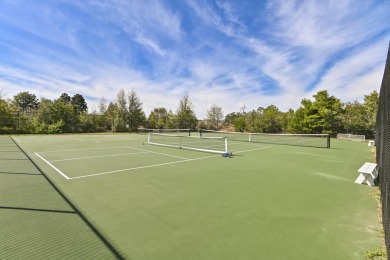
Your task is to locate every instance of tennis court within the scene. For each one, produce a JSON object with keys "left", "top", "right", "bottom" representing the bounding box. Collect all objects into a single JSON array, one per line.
[{"left": 1, "top": 133, "right": 381, "bottom": 259}]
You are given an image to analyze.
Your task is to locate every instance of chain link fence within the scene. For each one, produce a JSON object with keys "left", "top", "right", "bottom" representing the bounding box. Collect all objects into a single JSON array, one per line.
[{"left": 376, "top": 43, "right": 390, "bottom": 257}]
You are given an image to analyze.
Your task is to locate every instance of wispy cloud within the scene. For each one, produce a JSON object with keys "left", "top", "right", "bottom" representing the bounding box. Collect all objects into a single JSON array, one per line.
[
  {"left": 314, "top": 39, "right": 389, "bottom": 101},
  {"left": 266, "top": 0, "right": 389, "bottom": 51},
  {"left": 0, "top": 0, "right": 389, "bottom": 118},
  {"left": 78, "top": 0, "right": 182, "bottom": 56},
  {"left": 187, "top": 0, "right": 245, "bottom": 38}
]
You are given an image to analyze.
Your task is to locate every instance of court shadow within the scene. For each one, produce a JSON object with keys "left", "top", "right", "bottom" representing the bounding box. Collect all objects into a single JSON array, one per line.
[
  {"left": 0, "top": 206, "right": 76, "bottom": 214},
  {"left": 0, "top": 171, "right": 41, "bottom": 176},
  {"left": 0, "top": 158, "right": 29, "bottom": 160}
]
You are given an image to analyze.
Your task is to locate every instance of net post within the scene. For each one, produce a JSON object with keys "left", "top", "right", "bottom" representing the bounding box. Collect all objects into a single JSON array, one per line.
[
  {"left": 249, "top": 133, "right": 251, "bottom": 142},
  {"left": 148, "top": 132, "right": 151, "bottom": 144},
  {"left": 327, "top": 134, "right": 330, "bottom": 148},
  {"left": 200, "top": 129, "right": 203, "bottom": 138}
]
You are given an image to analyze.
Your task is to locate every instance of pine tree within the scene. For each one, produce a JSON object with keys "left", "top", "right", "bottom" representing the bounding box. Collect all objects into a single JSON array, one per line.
[
  {"left": 127, "top": 89, "right": 145, "bottom": 131},
  {"left": 176, "top": 94, "right": 197, "bottom": 129}
]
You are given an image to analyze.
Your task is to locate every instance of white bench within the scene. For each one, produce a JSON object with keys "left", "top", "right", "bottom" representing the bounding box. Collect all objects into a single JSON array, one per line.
[{"left": 355, "top": 162, "right": 378, "bottom": 186}]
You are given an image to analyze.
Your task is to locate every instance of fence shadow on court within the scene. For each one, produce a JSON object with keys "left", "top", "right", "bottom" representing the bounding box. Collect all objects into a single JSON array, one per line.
[{"left": 0, "top": 136, "right": 125, "bottom": 259}]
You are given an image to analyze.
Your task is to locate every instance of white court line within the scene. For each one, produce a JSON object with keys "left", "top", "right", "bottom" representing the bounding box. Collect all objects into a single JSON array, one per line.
[
  {"left": 128, "top": 147, "right": 189, "bottom": 160},
  {"left": 69, "top": 154, "right": 220, "bottom": 180},
  {"left": 11, "top": 137, "right": 86, "bottom": 143},
  {"left": 295, "top": 152, "right": 338, "bottom": 160},
  {"left": 49, "top": 151, "right": 150, "bottom": 162},
  {"left": 71, "top": 146, "right": 272, "bottom": 180},
  {"left": 37, "top": 146, "right": 141, "bottom": 154},
  {"left": 14, "top": 138, "right": 21, "bottom": 143},
  {"left": 35, "top": 153, "right": 70, "bottom": 180},
  {"left": 233, "top": 146, "right": 273, "bottom": 154},
  {"left": 36, "top": 144, "right": 272, "bottom": 181}
]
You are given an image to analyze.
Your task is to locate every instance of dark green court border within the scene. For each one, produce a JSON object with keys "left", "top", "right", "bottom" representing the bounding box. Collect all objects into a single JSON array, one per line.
[{"left": 10, "top": 136, "right": 125, "bottom": 260}]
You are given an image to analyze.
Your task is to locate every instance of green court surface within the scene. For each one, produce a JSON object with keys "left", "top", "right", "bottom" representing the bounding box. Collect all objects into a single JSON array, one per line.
[{"left": 1, "top": 134, "right": 381, "bottom": 259}]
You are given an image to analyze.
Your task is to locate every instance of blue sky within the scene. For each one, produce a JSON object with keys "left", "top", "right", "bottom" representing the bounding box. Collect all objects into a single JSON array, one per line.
[{"left": 0, "top": 0, "right": 389, "bottom": 118}]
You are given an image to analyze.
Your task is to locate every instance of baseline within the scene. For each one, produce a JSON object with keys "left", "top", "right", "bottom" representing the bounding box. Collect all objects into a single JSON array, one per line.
[
  {"left": 35, "top": 152, "right": 70, "bottom": 180},
  {"left": 68, "top": 154, "right": 220, "bottom": 180},
  {"left": 35, "top": 143, "right": 273, "bottom": 181},
  {"left": 233, "top": 146, "right": 273, "bottom": 154},
  {"left": 128, "top": 146, "right": 190, "bottom": 160},
  {"left": 34, "top": 146, "right": 210, "bottom": 180},
  {"left": 36, "top": 146, "right": 142, "bottom": 154},
  {"left": 295, "top": 152, "right": 338, "bottom": 160},
  {"left": 48, "top": 151, "right": 150, "bottom": 162}
]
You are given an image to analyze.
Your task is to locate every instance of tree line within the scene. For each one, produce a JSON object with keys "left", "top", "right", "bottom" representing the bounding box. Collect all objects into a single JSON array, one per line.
[
  {"left": 0, "top": 88, "right": 378, "bottom": 137},
  {"left": 224, "top": 90, "right": 377, "bottom": 138}
]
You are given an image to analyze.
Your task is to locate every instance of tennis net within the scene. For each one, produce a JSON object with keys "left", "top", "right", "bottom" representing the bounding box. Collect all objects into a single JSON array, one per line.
[
  {"left": 200, "top": 129, "right": 330, "bottom": 148},
  {"left": 138, "top": 128, "right": 190, "bottom": 136},
  {"left": 147, "top": 133, "right": 229, "bottom": 155}
]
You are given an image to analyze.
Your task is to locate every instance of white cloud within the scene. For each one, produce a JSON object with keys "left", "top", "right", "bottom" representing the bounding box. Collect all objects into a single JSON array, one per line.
[
  {"left": 245, "top": 39, "right": 299, "bottom": 89},
  {"left": 1, "top": 0, "right": 389, "bottom": 120},
  {"left": 187, "top": 0, "right": 244, "bottom": 37},
  {"left": 134, "top": 34, "right": 167, "bottom": 56},
  {"left": 80, "top": 0, "right": 182, "bottom": 56},
  {"left": 313, "top": 39, "right": 389, "bottom": 101},
  {"left": 266, "top": 0, "right": 389, "bottom": 52}
]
